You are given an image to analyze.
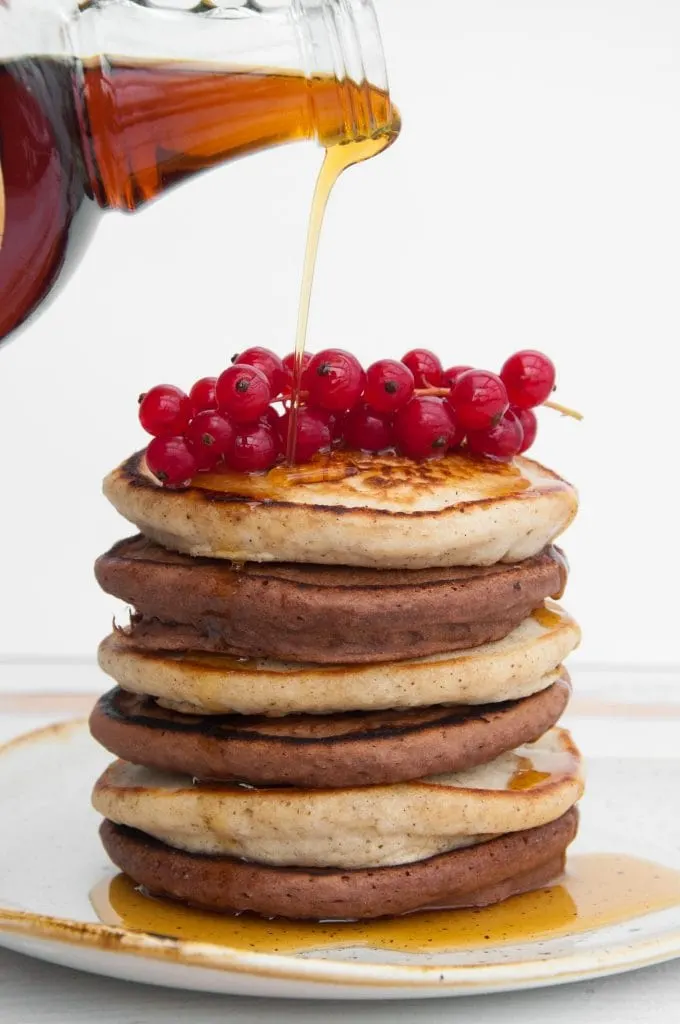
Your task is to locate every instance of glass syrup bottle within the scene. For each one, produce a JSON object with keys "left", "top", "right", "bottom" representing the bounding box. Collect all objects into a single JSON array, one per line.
[{"left": 0, "top": 0, "right": 394, "bottom": 346}]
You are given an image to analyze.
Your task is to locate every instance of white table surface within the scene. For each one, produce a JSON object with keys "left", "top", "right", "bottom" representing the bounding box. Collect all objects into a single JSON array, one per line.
[{"left": 1, "top": 665, "right": 680, "bottom": 1023}]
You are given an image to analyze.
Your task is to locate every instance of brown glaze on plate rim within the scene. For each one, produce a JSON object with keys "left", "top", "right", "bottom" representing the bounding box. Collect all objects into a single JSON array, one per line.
[{"left": 1, "top": 720, "right": 680, "bottom": 991}]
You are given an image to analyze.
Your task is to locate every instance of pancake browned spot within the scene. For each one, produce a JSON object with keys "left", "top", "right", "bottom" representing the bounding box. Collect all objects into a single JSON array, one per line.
[
  {"left": 100, "top": 807, "right": 578, "bottom": 920},
  {"left": 90, "top": 678, "right": 571, "bottom": 787},
  {"left": 95, "top": 535, "right": 567, "bottom": 664}
]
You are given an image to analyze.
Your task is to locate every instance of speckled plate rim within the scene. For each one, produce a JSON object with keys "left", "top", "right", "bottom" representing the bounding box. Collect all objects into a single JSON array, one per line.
[{"left": 2, "top": 719, "right": 680, "bottom": 996}]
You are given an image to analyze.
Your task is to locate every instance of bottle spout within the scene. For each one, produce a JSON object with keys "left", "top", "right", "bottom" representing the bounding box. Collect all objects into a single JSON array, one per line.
[{"left": 292, "top": 0, "right": 395, "bottom": 145}]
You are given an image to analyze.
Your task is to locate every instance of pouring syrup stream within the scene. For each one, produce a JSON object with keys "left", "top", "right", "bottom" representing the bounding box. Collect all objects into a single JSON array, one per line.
[{"left": 285, "top": 114, "right": 400, "bottom": 463}]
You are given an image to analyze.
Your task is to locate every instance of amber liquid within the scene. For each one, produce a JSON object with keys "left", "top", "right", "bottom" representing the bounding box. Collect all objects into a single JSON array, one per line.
[
  {"left": 92, "top": 854, "right": 680, "bottom": 956},
  {"left": 0, "top": 57, "right": 394, "bottom": 345}
]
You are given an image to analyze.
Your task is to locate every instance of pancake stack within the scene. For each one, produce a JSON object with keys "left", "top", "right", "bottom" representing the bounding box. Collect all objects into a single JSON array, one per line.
[{"left": 90, "top": 448, "right": 583, "bottom": 920}]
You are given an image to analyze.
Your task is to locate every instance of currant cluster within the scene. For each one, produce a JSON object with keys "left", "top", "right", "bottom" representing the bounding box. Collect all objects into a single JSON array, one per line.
[{"left": 138, "top": 346, "right": 556, "bottom": 487}]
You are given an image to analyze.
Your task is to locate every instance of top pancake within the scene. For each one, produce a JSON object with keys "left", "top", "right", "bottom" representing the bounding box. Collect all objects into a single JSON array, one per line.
[{"left": 103, "top": 449, "right": 578, "bottom": 569}]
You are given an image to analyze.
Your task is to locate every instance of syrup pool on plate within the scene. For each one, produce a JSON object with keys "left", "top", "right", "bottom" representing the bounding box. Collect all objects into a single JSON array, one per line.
[{"left": 92, "top": 854, "right": 680, "bottom": 956}]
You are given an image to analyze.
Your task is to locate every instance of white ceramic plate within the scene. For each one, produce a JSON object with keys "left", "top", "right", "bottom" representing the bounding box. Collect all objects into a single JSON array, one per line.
[{"left": 1, "top": 718, "right": 680, "bottom": 1000}]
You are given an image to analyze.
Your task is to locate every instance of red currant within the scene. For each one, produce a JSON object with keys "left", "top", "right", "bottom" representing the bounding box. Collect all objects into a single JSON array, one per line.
[
  {"left": 227, "top": 423, "right": 279, "bottom": 473},
  {"left": 448, "top": 370, "right": 509, "bottom": 431},
  {"left": 330, "top": 412, "right": 346, "bottom": 446},
  {"left": 467, "top": 410, "right": 524, "bottom": 461},
  {"left": 306, "top": 349, "right": 365, "bottom": 413},
  {"left": 401, "top": 349, "right": 443, "bottom": 388},
  {"left": 314, "top": 407, "right": 346, "bottom": 446},
  {"left": 233, "top": 346, "right": 287, "bottom": 396},
  {"left": 393, "top": 397, "right": 454, "bottom": 460},
  {"left": 279, "top": 408, "right": 331, "bottom": 463},
  {"left": 261, "top": 405, "right": 281, "bottom": 433},
  {"left": 447, "top": 408, "right": 467, "bottom": 451},
  {"left": 442, "top": 365, "right": 472, "bottom": 390},
  {"left": 364, "top": 359, "right": 414, "bottom": 413},
  {"left": 185, "top": 412, "right": 235, "bottom": 471},
  {"left": 282, "top": 351, "right": 314, "bottom": 392},
  {"left": 138, "top": 385, "right": 192, "bottom": 438},
  {"left": 189, "top": 377, "right": 218, "bottom": 414},
  {"left": 216, "top": 364, "right": 272, "bottom": 424},
  {"left": 344, "top": 404, "right": 394, "bottom": 452},
  {"left": 500, "top": 350, "right": 556, "bottom": 409},
  {"left": 146, "top": 436, "right": 197, "bottom": 488},
  {"left": 513, "top": 407, "right": 538, "bottom": 454}
]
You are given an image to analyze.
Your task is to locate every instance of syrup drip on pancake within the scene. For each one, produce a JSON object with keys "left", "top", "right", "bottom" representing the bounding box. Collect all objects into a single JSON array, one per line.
[
  {"left": 189, "top": 449, "right": 536, "bottom": 502},
  {"left": 508, "top": 756, "right": 552, "bottom": 791},
  {"left": 532, "top": 605, "right": 564, "bottom": 630}
]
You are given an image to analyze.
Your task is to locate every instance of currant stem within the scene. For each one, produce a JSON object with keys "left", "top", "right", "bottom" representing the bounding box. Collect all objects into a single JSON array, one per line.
[
  {"left": 544, "top": 400, "right": 584, "bottom": 421},
  {"left": 414, "top": 387, "right": 450, "bottom": 397},
  {"left": 276, "top": 391, "right": 583, "bottom": 420}
]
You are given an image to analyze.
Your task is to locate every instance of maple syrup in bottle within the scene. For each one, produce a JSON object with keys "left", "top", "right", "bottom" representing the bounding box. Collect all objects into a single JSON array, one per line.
[{"left": 0, "top": 0, "right": 394, "bottom": 345}]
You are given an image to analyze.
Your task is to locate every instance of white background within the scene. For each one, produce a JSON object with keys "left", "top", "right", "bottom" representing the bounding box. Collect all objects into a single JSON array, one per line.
[{"left": 1, "top": 0, "right": 679, "bottom": 669}]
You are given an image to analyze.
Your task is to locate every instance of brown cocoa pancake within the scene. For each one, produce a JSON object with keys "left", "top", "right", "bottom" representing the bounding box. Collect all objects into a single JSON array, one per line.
[
  {"left": 100, "top": 807, "right": 578, "bottom": 920},
  {"left": 90, "top": 677, "right": 570, "bottom": 787},
  {"left": 95, "top": 535, "right": 567, "bottom": 665}
]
